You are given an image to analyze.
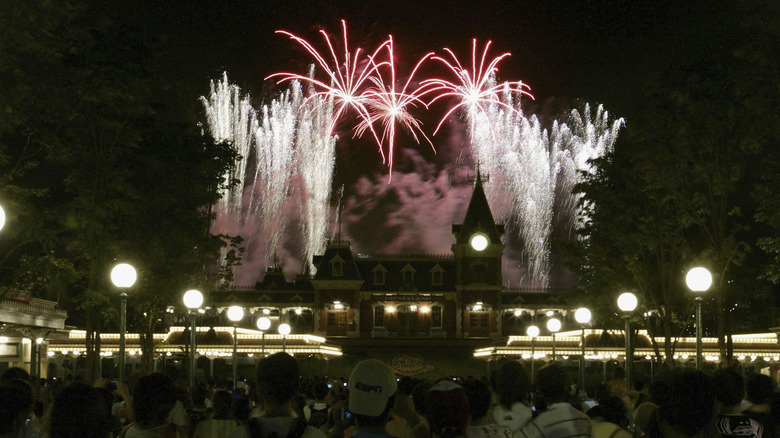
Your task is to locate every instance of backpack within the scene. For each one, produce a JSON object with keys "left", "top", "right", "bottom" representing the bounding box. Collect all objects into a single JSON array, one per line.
[
  {"left": 247, "top": 417, "right": 308, "bottom": 438},
  {"left": 307, "top": 406, "right": 329, "bottom": 428}
]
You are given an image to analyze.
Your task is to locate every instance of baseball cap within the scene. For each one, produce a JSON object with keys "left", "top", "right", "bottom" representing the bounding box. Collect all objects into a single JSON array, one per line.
[{"left": 348, "top": 359, "right": 397, "bottom": 417}]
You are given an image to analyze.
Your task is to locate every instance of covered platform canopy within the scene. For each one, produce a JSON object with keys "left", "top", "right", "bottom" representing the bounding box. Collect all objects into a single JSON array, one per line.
[
  {"left": 474, "top": 329, "right": 780, "bottom": 364},
  {"left": 47, "top": 326, "right": 342, "bottom": 359}
]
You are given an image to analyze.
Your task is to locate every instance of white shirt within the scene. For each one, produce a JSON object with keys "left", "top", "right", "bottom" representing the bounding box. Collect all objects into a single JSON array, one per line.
[
  {"left": 516, "top": 402, "right": 593, "bottom": 438},
  {"left": 491, "top": 403, "right": 533, "bottom": 432}
]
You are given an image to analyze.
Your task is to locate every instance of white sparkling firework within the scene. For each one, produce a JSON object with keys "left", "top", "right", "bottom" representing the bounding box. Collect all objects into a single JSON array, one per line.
[
  {"left": 200, "top": 72, "right": 256, "bottom": 216},
  {"left": 201, "top": 72, "right": 336, "bottom": 278},
  {"left": 557, "top": 104, "right": 625, "bottom": 230},
  {"left": 468, "top": 83, "right": 623, "bottom": 288},
  {"left": 201, "top": 68, "right": 622, "bottom": 288},
  {"left": 296, "top": 81, "right": 337, "bottom": 273}
]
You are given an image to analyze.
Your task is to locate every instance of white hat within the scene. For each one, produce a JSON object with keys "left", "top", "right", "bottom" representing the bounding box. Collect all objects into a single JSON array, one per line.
[{"left": 348, "top": 359, "right": 397, "bottom": 417}]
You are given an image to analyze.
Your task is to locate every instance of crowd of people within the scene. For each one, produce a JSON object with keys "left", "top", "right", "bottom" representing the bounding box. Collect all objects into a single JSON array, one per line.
[{"left": 1, "top": 356, "right": 780, "bottom": 438}]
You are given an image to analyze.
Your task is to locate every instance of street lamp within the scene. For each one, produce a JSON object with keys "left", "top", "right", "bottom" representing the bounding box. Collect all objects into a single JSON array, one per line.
[
  {"left": 257, "top": 317, "right": 271, "bottom": 356},
  {"left": 278, "top": 323, "right": 291, "bottom": 352},
  {"left": 547, "top": 317, "right": 561, "bottom": 362},
  {"left": 183, "top": 289, "right": 204, "bottom": 389},
  {"left": 0, "top": 204, "right": 6, "bottom": 231},
  {"left": 527, "top": 325, "right": 539, "bottom": 384},
  {"left": 111, "top": 263, "right": 137, "bottom": 383},
  {"left": 686, "top": 267, "right": 712, "bottom": 370},
  {"left": 617, "top": 292, "right": 638, "bottom": 389},
  {"left": 227, "top": 306, "right": 244, "bottom": 391},
  {"left": 574, "top": 308, "right": 591, "bottom": 390}
]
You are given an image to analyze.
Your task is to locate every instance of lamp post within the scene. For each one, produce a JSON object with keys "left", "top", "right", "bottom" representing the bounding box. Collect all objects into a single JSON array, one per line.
[
  {"left": 278, "top": 323, "right": 291, "bottom": 352},
  {"left": 227, "top": 306, "right": 244, "bottom": 391},
  {"left": 257, "top": 317, "right": 271, "bottom": 356},
  {"left": 574, "top": 308, "right": 592, "bottom": 390},
  {"left": 111, "top": 263, "right": 137, "bottom": 383},
  {"left": 547, "top": 317, "right": 561, "bottom": 362},
  {"left": 617, "top": 292, "right": 638, "bottom": 389},
  {"left": 183, "top": 289, "right": 203, "bottom": 389},
  {"left": 527, "top": 325, "right": 539, "bottom": 384},
  {"left": 686, "top": 267, "right": 712, "bottom": 370}
]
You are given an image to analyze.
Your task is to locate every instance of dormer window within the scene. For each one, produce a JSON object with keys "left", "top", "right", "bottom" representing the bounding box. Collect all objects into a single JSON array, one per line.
[
  {"left": 430, "top": 264, "right": 444, "bottom": 286},
  {"left": 401, "top": 264, "right": 416, "bottom": 284},
  {"left": 372, "top": 264, "right": 387, "bottom": 285},
  {"left": 330, "top": 255, "right": 345, "bottom": 276}
]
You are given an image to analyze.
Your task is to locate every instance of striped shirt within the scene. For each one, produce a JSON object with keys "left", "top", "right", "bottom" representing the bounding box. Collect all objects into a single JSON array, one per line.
[
  {"left": 516, "top": 403, "right": 593, "bottom": 438},
  {"left": 716, "top": 414, "right": 763, "bottom": 437}
]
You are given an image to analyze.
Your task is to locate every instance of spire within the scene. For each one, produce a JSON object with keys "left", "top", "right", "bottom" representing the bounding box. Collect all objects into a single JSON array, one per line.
[{"left": 452, "top": 166, "right": 504, "bottom": 244}]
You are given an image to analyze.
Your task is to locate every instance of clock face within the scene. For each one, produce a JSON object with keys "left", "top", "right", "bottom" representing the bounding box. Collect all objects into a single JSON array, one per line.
[{"left": 470, "top": 233, "right": 488, "bottom": 251}]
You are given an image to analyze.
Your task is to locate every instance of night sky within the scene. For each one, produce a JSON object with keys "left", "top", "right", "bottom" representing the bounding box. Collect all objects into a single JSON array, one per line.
[{"left": 137, "top": 1, "right": 734, "bottom": 286}]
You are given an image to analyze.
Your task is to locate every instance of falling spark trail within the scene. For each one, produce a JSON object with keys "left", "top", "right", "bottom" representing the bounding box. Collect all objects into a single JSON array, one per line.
[
  {"left": 356, "top": 36, "right": 436, "bottom": 177},
  {"left": 420, "top": 39, "right": 534, "bottom": 136},
  {"left": 467, "top": 90, "right": 623, "bottom": 288},
  {"left": 200, "top": 72, "right": 256, "bottom": 216},
  {"left": 268, "top": 20, "right": 387, "bottom": 161},
  {"left": 202, "top": 73, "right": 336, "bottom": 277}
]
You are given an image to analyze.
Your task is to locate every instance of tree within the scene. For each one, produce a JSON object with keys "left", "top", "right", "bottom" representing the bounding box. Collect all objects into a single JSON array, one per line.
[
  {"left": 572, "top": 138, "right": 693, "bottom": 369},
  {"left": 0, "top": 1, "right": 243, "bottom": 380},
  {"left": 571, "top": 1, "right": 780, "bottom": 366},
  {"left": 639, "top": 1, "right": 780, "bottom": 361},
  {"left": 119, "top": 120, "right": 239, "bottom": 372}
]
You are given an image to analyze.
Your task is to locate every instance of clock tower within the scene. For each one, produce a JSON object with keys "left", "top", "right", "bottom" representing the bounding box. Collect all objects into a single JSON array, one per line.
[{"left": 451, "top": 168, "right": 505, "bottom": 338}]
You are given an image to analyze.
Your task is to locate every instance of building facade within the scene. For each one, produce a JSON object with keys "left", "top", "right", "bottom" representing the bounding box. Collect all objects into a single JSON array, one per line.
[{"left": 212, "top": 173, "right": 575, "bottom": 342}]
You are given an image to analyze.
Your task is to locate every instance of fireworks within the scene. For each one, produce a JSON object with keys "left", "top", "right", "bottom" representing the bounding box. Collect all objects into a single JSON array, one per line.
[
  {"left": 267, "top": 20, "right": 387, "bottom": 160},
  {"left": 355, "top": 36, "right": 436, "bottom": 176},
  {"left": 201, "top": 73, "right": 336, "bottom": 277},
  {"left": 202, "top": 21, "right": 623, "bottom": 287},
  {"left": 420, "top": 39, "right": 534, "bottom": 136}
]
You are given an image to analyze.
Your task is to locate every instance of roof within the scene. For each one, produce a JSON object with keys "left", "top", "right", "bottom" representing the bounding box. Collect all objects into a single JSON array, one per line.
[{"left": 452, "top": 170, "right": 504, "bottom": 245}]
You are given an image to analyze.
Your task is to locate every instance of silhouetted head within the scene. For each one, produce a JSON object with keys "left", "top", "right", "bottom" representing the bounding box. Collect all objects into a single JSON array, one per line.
[
  {"left": 536, "top": 364, "right": 568, "bottom": 403},
  {"left": 132, "top": 373, "right": 178, "bottom": 429},
  {"left": 492, "top": 361, "right": 531, "bottom": 408},
  {"left": 48, "top": 383, "right": 110, "bottom": 438},
  {"left": 257, "top": 353, "right": 300, "bottom": 406}
]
